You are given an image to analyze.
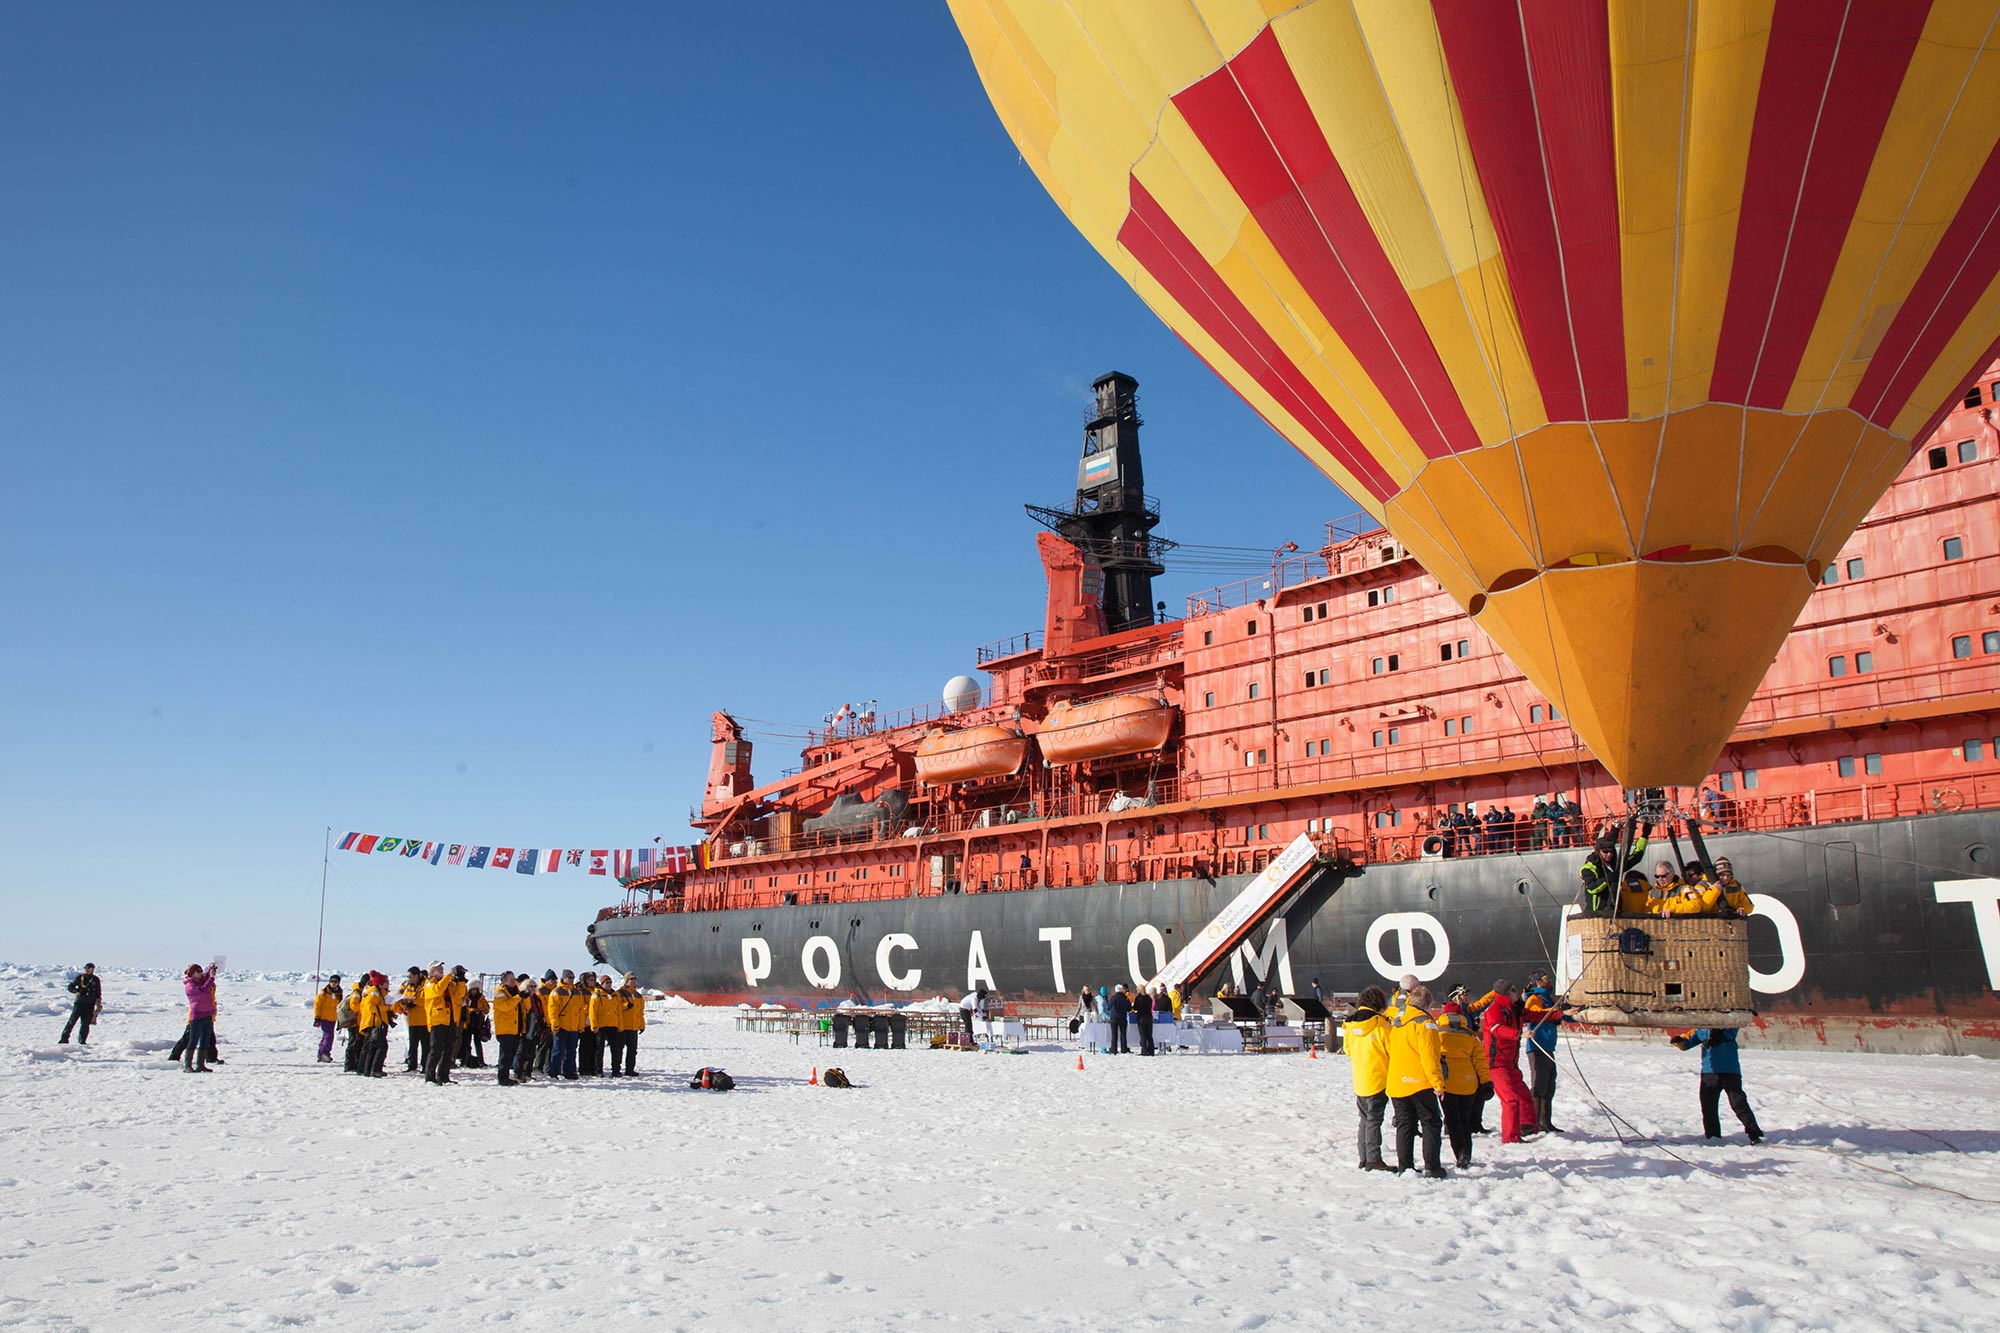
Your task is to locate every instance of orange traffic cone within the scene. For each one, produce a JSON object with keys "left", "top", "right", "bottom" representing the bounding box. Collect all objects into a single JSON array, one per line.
[
  {"left": 809, "top": 1066, "right": 819, "bottom": 1086},
  {"left": 1076, "top": 1054, "right": 1085, "bottom": 1071},
  {"left": 1308, "top": 1046, "right": 1318, "bottom": 1060}
]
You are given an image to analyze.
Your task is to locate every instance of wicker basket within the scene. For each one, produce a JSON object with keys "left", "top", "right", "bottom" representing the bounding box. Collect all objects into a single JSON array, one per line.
[{"left": 1559, "top": 915, "right": 1755, "bottom": 1027}]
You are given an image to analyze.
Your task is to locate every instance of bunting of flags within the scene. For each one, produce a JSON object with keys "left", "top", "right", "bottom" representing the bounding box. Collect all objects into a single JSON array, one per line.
[{"left": 336, "top": 830, "right": 698, "bottom": 881}]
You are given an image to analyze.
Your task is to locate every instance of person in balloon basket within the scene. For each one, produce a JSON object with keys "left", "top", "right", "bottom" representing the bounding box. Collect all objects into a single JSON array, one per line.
[
  {"left": 1671, "top": 1028, "right": 1764, "bottom": 1143},
  {"left": 1386, "top": 984, "right": 1448, "bottom": 1178},
  {"left": 1480, "top": 981, "right": 1537, "bottom": 1144},
  {"left": 180, "top": 964, "right": 218, "bottom": 1074},
  {"left": 59, "top": 963, "right": 103, "bottom": 1045},
  {"left": 1580, "top": 824, "right": 1651, "bottom": 914},
  {"left": 1343, "top": 986, "right": 1393, "bottom": 1171}
]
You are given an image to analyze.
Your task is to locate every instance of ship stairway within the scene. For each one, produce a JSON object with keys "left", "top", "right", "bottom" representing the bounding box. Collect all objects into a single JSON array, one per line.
[{"left": 1152, "top": 833, "right": 1332, "bottom": 995}]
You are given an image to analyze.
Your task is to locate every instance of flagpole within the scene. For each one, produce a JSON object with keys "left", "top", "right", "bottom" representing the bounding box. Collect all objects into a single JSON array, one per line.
[{"left": 314, "top": 826, "right": 331, "bottom": 986}]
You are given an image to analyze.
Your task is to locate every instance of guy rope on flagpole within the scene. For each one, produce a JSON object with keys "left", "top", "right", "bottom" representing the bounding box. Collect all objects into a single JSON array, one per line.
[{"left": 314, "top": 826, "right": 330, "bottom": 987}]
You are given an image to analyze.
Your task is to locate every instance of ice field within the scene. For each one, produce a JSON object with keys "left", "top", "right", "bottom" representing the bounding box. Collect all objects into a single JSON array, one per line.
[{"left": 4, "top": 964, "right": 1999, "bottom": 1331}]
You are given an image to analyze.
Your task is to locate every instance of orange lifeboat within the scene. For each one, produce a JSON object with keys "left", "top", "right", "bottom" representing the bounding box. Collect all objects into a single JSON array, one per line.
[
  {"left": 1037, "top": 695, "right": 1177, "bottom": 765},
  {"left": 914, "top": 725, "right": 1029, "bottom": 786}
]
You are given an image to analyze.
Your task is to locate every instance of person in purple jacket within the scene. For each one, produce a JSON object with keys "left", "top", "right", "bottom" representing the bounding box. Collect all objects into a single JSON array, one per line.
[{"left": 182, "top": 964, "right": 218, "bottom": 1074}]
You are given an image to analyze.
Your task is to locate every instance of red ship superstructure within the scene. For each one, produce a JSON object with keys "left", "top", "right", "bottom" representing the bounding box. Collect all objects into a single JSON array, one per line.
[{"left": 595, "top": 371, "right": 2000, "bottom": 1048}]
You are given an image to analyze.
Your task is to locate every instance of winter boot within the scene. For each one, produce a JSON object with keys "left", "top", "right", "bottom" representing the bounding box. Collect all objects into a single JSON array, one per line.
[
  {"left": 181, "top": 1046, "right": 195, "bottom": 1073},
  {"left": 193, "top": 1048, "right": 210, "bottom": 1073},
  {"left": 1540, "top": 1098, "right": 1562, "bottom": 1132}
]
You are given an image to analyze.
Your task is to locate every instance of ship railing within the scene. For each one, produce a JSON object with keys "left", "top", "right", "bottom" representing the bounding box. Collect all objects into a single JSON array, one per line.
[
  {"left": 1736, "top": 657, "right": 2000, "bottom": 729},
  {"left": 976, "top": 631, "right": 1041, "bottom": 664},
  {"left": 808, "top": 690, "right": 992, "bottom": 746}
]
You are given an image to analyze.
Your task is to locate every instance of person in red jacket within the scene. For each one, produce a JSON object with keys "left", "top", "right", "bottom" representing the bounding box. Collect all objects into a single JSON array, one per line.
[{"left": 1480, "top": 979, "right": 1537, "bottom": 1144}]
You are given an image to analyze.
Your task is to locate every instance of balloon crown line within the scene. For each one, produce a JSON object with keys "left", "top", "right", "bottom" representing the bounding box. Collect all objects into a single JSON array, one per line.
[{"left": 335, "top": 833, "right": 698, "bottom": 878}]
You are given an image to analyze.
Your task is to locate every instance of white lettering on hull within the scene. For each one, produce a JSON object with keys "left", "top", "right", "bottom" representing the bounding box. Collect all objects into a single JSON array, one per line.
[
  {"left": 1934, "top": 879, "right": 2000, "bottom": 988},
  {"left": 1039, "top": 926, "right": 1072, "bottom": 994},
  {"left": 741, "top": 937, "right": 771, "bottom": 988},
  {"left": 876, "top": 934, "right": 921, "bottom": 991},
  {"left": 1365, "top": 912, "right": 1450, "bottom": 983},
  {"left": 966, "top": 930, "right": 995, "bottom": 992},
  {"left": 1747, "top": 894, "right": 1805, "bottom": 994},
  {"left": 1229, "top": 920, "right": 1293, "bottom": 994},
  {"left": 1127, "top": 924, "right": 1166, "bottom": 988},
  {"left": 802, "top": 935, "right": 840, "bottom": 991}
]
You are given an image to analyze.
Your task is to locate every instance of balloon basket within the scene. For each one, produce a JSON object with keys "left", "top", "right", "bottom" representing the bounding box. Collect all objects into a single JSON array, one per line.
[{"left": 1559, "top": 914, "right": 1755, "bottom": 1029}]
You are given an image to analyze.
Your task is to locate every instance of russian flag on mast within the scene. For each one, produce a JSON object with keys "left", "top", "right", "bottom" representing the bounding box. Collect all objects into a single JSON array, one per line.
[{"left": 338, "top": 832, "right": 360, "bottom": 851}]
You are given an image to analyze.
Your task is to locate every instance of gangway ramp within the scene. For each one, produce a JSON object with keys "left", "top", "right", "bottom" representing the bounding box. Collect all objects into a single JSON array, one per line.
[{"left": 1153, "top": 833, "right": 1331, "bottom": 994}]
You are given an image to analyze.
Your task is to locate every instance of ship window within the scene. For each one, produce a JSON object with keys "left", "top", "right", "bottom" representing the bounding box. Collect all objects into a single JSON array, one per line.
[
  {"left": 1955, "top": 635, "right": 1974, "bottom": 659},
  {"left": 1929, "top": 446, "right": 1950, "bottom": 470},
  {"left": 1302, "top": 608, "right": 1313, "bottom": 626},
  {"left": 1865, "top": 752, "right": 1883, "bottom": 775},
  {"left": 1387, "top": 727, "right": 1401, "bottom": 744},
  {"left": 1372, "top": 657, "right": 1385, "bottom": 675},
  {"left": 1372, "top": 729, "right": 1385, "bottom": 747},
  {"left": 1258, "top": 824, "right": 1269, "bottom": 839},
  {"left": 1384, "top": 585, "right": 1397, "bottom": 603},
  {"left": 1303, "top": 740, "right": 1314, "bottom": 756},
  {"left": 1388, "top": 654, "right": 1400, "bottom": 671},
  {"left": 1374, "top": 810, "right": 1401, "bottom": 828},
  {"left": 1530, "top": 704, "right": 1544, "bottom": 722},
  {"left": 1204, "top": 630, "right": 1214, "bottom": 646},
  {"left": 1550, "top": 704, "right": 1560, "bottom": 719},
  {"left": 1318, "top": 603, "right": 1329, "bottom": 619},
  {"left": 1204, "top": 691, "right": 1215, "bottom": 707},
  {"left": 1444, "top": 718, "right": 1456, "bottom": 736},
  {"left": 1944, "top": 537, "right": 1965, "bottom": 561},
  {"left": 1368, "top": 590, "right": 1380, "bottom": 607},
  {"left": 1855, "top": 651, "right": 1874, "bottom": 673},
  {"left": 1304, "top": 672, "right": 1315, "bottom": 689},
  {"left": 1838, "top": 756, "right": 1856, "bottom": 777},
  {"left": 1967, "top": 385, "right": 1983, "bottom": 408},
  {"left": 1248, "top": 682, "right": 1261, "bottom": 700},
  {"left": 1319, "top": 739, "right": 1330, "bottom": 755},
  {"left": 1244, "top": 750, "right": 1256, "bottom": 767},
  {"left": 1846, "top": 558, "right": 1864, "bottom": 580},
  {"left": 1246, "top": 618, "right": 1258, "bottom": 635},
  {"left": 1441, "top": 643, "right": 1453, "bottom": 662},
  {"left": 1985, "top": 632, "right": 2000, "bottom": 654},
  {"left": 1718, "top": 773, "right": 1734, "bottom": 792},
  {"left": 1744, "top": 769, "right": 1759, "bottom": 789},
  {"left": 1256, "top": 749, "right": 1268, "bottom": 765},
  {"left": 1318, "top": 668, "right": 1331, "bottom": 686},
  {"left": 1967, "top": 739, "right": 1986, "bottom": 762},
  {"left": 1828, "top": 655, "right": 1847, "bottom": 678},
  {"left": 1822, "top": 565, "right": 1839, "bottom": 585},
  {"left": 1458, "top": 639, "right": 1470, "bottom": 658},
  {"left": 1961, "top": 439, "right": 1980, "bottom": 463},
  {"left": 1461, "top": 715, "right": 1473, "bottom": 733}
]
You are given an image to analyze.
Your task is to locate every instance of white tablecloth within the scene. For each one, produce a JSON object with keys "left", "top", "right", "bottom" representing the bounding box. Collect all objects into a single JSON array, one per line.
[{"left": 1077, "top": 1018, "right": 1242, "bottom": 1053}]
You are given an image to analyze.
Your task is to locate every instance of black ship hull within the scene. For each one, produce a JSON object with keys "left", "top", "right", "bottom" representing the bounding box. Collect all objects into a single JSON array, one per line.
[{"left": 589, "top": 810, "right": 2000, "bottom": 1055}]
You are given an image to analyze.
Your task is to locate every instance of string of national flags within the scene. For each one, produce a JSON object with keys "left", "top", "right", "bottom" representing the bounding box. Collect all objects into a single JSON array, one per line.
[{"left": 336, "top": 833, "right": 703, "bottom": 880}]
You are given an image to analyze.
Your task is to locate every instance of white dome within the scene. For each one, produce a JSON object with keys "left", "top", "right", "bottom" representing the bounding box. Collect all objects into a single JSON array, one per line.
[{"left": 942, "top": 674, "right": 982, "bottom": 713}]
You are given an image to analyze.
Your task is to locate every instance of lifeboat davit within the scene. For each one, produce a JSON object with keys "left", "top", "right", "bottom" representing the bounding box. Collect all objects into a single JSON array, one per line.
[
  {"left": 914, "top": 725, "right": 1029, "bottom": 786},
  {"left": 1037, "top": 695, "right": 1177, "bottom": 765}
]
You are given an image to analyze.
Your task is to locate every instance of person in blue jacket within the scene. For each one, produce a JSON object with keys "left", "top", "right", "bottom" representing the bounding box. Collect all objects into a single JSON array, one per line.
[
  {"left": 1670, "top": 1028, "right": 1765, "bottom": 1143},
  {"left": 1521, "top": 970, "right": 1570, "bottom": 1132}
]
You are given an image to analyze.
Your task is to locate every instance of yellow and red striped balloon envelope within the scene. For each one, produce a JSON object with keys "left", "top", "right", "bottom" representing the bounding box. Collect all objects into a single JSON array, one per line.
[{"left": 951, "top": 0, "right": 2000, "bottom": 786}]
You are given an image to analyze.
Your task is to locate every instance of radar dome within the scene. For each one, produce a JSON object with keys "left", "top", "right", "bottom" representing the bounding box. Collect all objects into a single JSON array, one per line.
[{"left": 942, "top": 675, "right": 981, "bottom": 714}]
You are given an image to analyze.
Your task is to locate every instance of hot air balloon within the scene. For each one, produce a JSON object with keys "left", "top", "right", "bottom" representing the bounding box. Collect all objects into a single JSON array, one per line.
[{"left": 950, "top": 0, "right": 2000, "bottom": 787}]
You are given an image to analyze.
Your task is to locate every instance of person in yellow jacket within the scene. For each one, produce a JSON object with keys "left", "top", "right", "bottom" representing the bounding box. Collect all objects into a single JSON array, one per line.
[
  {"left": 1435, "top": 1002, "right": 1493, "bottom": 1170},
  {"left": 580, "top": 972, "right": 613, "bottom": 1078},
  {"left": 311, "top": 975, "right": 341, "bottom": 1064},
  {"left": 460, "top": 980, "right": 489, "bottom": 1068},
  {"left": 396, "top": 966, "right": 429, "bottom": 1074},
  {"left": 1645, "top": 861, "right": 1684, "bottom": 914},
  {"left": 421, "top": 962, "right": 459, "bottom": 1086},
  {"left": 491, "top": 972, "right": 529, "bottom": 1086},
  {"left": 1343, "top": 985, "right": 1393, "bottom": 1171},
  {"left": 356, "top": 972, "right": 391, "bottom": 1078},
  {"left": 1385, "top": 984, "right": 1448, "bottom": 1178},
  {"left": 1711, "top": 857, "right": 1755, "bottom": 916},
  {"left": 549, "top": 970, "right": 581, "bottom": 1080}
]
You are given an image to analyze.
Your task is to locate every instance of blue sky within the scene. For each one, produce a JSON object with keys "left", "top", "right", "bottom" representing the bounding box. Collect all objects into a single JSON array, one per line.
[{"left": 2, "top": 6, "right": 1356, "bottom": 970}]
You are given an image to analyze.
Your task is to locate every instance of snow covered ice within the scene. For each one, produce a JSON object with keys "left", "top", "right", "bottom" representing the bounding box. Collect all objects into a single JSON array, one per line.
[{"left": 3, "top": 965, "right": 1999, "bottom": 1331}]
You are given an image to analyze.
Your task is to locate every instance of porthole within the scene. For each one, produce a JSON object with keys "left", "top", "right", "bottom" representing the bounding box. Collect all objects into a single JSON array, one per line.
[
  {"left": 1426, "top": 883, "right": 1439, "bottom": 900},
  {"left": 1970, "top": 844, "right": 1991, "bottom": 865},
  {"left": 1516, "top": 880, "right": 1531, "bottom": 896}
]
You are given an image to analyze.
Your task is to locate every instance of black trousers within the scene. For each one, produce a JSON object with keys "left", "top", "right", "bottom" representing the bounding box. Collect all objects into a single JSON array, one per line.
[
  {"left": 496, "top": 1034, "right": 521, "bottom": 1082},
  {"left": 342, "top": 1026, "right": 362, "bottom": 1072},
  {"left": 1136, "top": 1017, "right": 1154, "bottom": 1055},
  {"left": 530, "top": 1028, "right": 551, "bottom": 1075},
  {"left": 622, "top": 1031, "right": 639, "bottom": 1072},
  {"left": 600, "top": 1026, "right": 625, "bottom": 1075},
  {"left": 406, "top": 1024, "right": 429, "bottom": 1071},
  {"left": 425, "top": 1025, "right": 459, "bottom": 1082},
  {"left": 1529, "top": 1046, "right": 1558, "bottom": 1098},
  {"left": 1441, "top": 1091, "right": 1478, "bottom": 1165},
  {"left": 60, "top": 1008, "right": 94, "bottom": 1043},
  {"left": 1473, "top": 1081, "right": 1494, "bottom": 1129},
  {"left": 1109, "top": 1019, "right": 1129, "bottom": 1053},
  {"left": 362, "top": 1026, "right": 389, "bottom": 1076},
  {"left": 1355, "top": 1092, "right": 1388, "bottom": 1167},
  {"left": 1700, "top": 1072, "right": 1763, "bottom": 1139},
  {"left": 1391, "top": 1091, "right": 1444, "bottom": 1173},
  {"left": 581, "top": 1029, "right": 601, "bottom": 1075}
]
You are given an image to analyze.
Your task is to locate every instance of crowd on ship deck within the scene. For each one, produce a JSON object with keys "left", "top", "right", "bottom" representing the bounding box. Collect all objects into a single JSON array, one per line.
[{"left": 305, "top": 964, "right": 649, "bottom": 1085}]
